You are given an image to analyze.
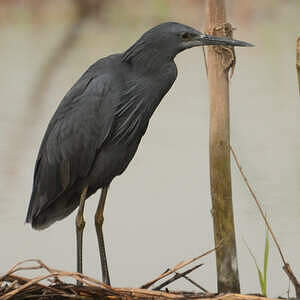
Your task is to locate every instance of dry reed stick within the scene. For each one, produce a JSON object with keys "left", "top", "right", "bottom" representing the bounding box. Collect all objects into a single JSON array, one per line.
[
  {"left": 230, "top": 145, "right": 300, "bottom": 298},
  {"left": 296, "top": 36, "right": 300, "bottom": 95}
]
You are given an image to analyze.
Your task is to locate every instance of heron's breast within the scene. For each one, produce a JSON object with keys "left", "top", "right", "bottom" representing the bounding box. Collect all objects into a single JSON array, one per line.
[{"left": 88, "top": 137, "right": 141, "bottom": 189}]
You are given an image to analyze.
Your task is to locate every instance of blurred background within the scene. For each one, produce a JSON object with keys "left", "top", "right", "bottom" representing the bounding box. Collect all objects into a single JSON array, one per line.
[{"left": 1, "top": 0, "right": 300, "bottom": 297}]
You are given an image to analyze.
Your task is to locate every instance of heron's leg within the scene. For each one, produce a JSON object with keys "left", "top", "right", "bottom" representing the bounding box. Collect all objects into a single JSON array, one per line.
[
  {"left": 95, "top": 185, "right": 111, "bottom": 285},
  {"left": 76, "top": 185, "right": 88, "bottom": 284}
]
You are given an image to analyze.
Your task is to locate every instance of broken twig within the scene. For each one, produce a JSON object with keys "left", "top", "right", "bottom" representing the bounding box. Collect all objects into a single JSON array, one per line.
[
  {"left": 141, "top": 241, "right": 222, "bottom": 289},
  {"left": 153, "top": 263, "right": 205, "bottom": 291}
]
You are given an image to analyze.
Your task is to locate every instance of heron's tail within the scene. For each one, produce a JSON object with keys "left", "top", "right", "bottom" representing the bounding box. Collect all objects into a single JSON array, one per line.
[{"left": 26, "top": 187, "right": 82, "bottom": 230}]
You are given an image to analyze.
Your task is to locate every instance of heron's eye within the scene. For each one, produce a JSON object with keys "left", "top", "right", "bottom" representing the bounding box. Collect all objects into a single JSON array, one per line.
[{"left": 181, "top": 32, "right": 190, "bottom": 41}]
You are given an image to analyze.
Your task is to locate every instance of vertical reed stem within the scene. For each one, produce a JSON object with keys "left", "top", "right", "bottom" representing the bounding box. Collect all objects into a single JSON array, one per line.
[{"left": 205, "top": 0, "right": 240, "bottom": 293}]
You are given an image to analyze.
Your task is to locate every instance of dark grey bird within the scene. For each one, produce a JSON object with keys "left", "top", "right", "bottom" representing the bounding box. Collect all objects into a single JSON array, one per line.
[{"left": 26, "top": 22, "right": 252, "bottom": 285}]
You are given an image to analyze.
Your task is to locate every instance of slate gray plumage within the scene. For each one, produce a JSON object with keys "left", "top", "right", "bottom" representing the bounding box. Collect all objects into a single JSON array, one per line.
[{"left": 26, "top": 22, "right": 252, "bottom": 285}]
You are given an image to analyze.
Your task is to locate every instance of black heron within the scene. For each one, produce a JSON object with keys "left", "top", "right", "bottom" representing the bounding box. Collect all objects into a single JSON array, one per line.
[{"left": 26, "top": 22, "right": 252, "bottom": 285}]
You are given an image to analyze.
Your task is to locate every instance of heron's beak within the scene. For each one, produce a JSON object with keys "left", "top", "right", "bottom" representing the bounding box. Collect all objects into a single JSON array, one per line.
[{"left": 194, "top": 33, "right": 254, "bottom": 47}]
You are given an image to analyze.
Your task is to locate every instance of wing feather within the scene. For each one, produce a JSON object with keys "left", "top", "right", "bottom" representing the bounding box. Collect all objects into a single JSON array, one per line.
[{"left": 26, "top": 72, "right": 118, "bottom": 222}]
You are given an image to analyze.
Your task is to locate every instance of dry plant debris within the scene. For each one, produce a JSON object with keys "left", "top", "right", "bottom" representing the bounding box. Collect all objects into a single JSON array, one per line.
[
  {"left": 0, "top": 246, "right": 219, "bottom": 300},
  {"left": 0, "top": 260, "right": 276, "bottom": 300},
  {"left": 0, "top": 261, "right": 278, "bottom": 300}
]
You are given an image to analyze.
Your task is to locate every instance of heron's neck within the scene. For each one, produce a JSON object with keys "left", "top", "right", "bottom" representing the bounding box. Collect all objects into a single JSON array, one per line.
[{"left": 122, "top": 42, "right": 172, "bottom": 75}]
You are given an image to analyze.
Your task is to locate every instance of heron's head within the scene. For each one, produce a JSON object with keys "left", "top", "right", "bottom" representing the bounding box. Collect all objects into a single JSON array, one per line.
[{"left": 122, "top": 22, "right": 252, "bottom": 65}]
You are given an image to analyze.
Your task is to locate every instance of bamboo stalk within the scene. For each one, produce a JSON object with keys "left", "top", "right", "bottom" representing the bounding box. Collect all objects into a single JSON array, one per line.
[{"left": 205, "top": 0, "right": 240, "bottom": 293}]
